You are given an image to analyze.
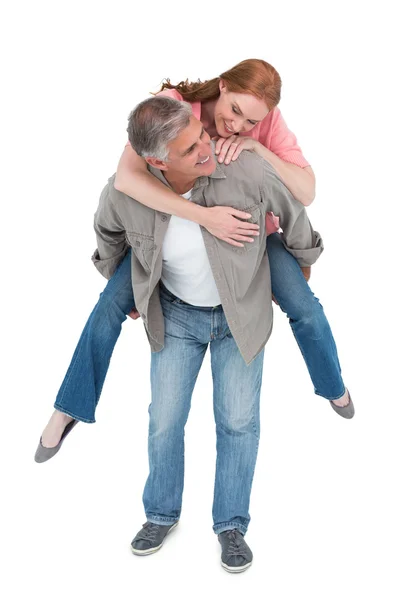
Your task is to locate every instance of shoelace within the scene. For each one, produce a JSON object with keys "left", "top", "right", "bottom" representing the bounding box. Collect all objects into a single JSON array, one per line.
[
  {"left": 226, "top": 530, "right": 246, "bottom": 557},
  {"left": 136, "top": 523, "right": 160, "bottom": 543}
]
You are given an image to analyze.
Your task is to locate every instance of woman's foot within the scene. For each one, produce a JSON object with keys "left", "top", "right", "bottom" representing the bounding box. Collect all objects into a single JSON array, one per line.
[
  {"left": 331, "top": 389, "right": 350, "bottom": 408},
  {"left": 40, "top": 410, "right": 75, "bottom": 448},
  {"left": 330, "top": 389, "right": 355, "bottom": 419}
]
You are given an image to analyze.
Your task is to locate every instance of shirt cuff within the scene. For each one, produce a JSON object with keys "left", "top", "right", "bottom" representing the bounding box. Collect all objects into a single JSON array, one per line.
[
  {"left": 91, "top": 247, "right": 128, "bottom": 279},
  {"left": 282, "top": 231, "right": 324, "bottom": 267}
]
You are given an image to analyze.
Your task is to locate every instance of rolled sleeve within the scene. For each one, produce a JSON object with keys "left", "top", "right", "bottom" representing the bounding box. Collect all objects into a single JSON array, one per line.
[
  {"left": 91, "top": 246, "right": 129, "bottom": 280},
  {"left": 281, "top": 230, "right": 324, "bottom": 267}
]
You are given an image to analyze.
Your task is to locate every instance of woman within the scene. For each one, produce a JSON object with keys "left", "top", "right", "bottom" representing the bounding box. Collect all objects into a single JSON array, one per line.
[{"left": 36, "top": 59, "right": 353, "bottom": 462}]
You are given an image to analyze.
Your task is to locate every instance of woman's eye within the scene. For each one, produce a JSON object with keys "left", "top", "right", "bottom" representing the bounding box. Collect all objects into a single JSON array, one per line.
[
  {"left": 232, "top": 106, "right": 239, "bottom": 114},
  {"left": 248, "top": 120, "right": 257, "bottom": 125}
]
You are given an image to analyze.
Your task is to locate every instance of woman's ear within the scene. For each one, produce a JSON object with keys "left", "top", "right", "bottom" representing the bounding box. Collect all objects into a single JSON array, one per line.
[{"left": 219, "top": 79, "right": 227, "bottom": 94}]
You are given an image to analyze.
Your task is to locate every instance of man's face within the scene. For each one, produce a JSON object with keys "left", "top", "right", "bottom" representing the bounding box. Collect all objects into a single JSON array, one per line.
[{"left": 163, "top": 115, "right": 216, "bottom": 179}]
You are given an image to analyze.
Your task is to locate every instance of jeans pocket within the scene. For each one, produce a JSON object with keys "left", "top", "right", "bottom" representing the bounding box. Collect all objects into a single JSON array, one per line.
[{"left": 159, "top": 283, "right": 183, "bottom": 305}]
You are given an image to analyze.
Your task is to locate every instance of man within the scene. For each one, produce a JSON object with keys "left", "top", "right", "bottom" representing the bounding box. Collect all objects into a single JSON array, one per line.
[{"left": 91, "top": 96, "right": 323, "bottom": 572}]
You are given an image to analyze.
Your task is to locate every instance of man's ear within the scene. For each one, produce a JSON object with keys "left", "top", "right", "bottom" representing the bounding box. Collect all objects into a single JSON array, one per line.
[{"left": 145, "top": 157, "right": 168, "bottom": 171}]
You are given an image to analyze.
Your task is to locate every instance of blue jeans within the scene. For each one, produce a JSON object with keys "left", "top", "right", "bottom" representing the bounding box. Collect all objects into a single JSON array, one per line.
[
  {"left": 143, "top": 283, "right": 264, "bottom": 535},
  {"left": 267, "top": 233, "right": 345, "bottom": 400},
  {"left": 54, "top": 236, "right": 344, "bottom": 423},
  {"left": 54, "top": 252, "right": 135, "bottom": 423}
]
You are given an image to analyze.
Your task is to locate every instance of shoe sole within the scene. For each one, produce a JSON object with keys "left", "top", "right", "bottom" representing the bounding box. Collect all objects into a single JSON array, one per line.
[
  {"left": 131, "top": 521, "right": 179, "bottom": 556},
  {"left": 221, "top": 560, "right": 252, "bottom": 573}
]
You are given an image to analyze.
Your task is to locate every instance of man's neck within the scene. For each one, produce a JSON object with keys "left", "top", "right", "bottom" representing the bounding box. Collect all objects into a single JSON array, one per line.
[{"left": 163, "top": 173, "right": 197, "bottom": 196}]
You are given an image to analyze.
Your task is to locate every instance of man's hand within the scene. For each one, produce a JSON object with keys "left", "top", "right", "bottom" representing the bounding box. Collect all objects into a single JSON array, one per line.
[
  {"left": 202, "top": 206, "right": 260, "bottom": 248},
  {"left": 272, "top": 266, "right": 311, "bottom": 305},
  {"left": 128, "top": 308, "right": 141, "bottom": 320}
]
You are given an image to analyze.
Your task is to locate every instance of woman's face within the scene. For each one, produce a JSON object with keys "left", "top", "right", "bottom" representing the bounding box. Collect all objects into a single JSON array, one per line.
[{"left": 214, "top": 80, "right": 270, "bottom": 138}]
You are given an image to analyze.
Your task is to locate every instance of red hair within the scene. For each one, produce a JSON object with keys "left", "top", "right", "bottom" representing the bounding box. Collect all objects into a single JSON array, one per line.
[{"left": 156, "top": 59, "right": 281, "bottom": 110}]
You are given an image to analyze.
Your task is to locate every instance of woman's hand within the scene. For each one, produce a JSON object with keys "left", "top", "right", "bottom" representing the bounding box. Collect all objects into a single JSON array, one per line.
[
  {"left": 214, "top": 135, "right": 259, "bottom": 165},
  {"left": 202, "top": 206, "right": 260, "bottom": 248}
]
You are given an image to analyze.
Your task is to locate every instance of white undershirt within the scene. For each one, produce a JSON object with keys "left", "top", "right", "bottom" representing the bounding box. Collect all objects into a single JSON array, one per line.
[{"left": 161, "top": 190, "right": 221, "bottom": 306}]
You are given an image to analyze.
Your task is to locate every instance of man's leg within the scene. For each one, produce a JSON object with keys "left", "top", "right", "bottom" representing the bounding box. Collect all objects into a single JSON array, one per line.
[
  {"left": 267, "top": 233, "right": 349, "bottom": 405},
  {"left": 142, "top": 287, "right": 208, "bottom": 526},
  {"left": 210, "top": 311, "right": 264, "bottom": 536},
  {"left": 40, "top": 250, "right": 135, "bottom": 448}
]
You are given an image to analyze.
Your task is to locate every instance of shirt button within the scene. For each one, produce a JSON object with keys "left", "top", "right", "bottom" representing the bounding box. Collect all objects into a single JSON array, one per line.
[
  {"left": 161, "top": 215, "right": 168, "bottom": 222},
  {"left": 135, "top": 241, "right": 141, "bottom": 247},
  {"left": 142, "top": 314, "right": 147, "bottom": 321}
]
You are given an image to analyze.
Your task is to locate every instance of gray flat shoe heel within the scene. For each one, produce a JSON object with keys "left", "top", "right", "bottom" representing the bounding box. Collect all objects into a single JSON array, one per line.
[
  {"left": 34, "top": 419, "right": 78, "bottom": 463},
  {"left": 330, "top": 392, "right": 355, "bottom": 419}
]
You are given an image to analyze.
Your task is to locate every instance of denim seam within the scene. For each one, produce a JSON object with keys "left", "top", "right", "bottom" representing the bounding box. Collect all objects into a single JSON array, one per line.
[
  {"left": 146, "top": 516, "right": 179, "bottom": 525},
  {"left": 291, "top": 325, "right": 344, "bottom": 400},
  {"left": 55, "top": 330, "right": 96, "bottom": 418},
  {"left": 314, "top": 388, "right": 346, "bottom": 401},
  {"left": 213, "top": 522, "right": 248, "bottom": 536},
  {"left": 52, "top": 405, "right": 94, "bottom": 424}
]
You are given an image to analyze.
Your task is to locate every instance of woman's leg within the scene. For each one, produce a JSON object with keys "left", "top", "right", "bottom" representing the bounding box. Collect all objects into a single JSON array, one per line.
[
  {"left": 267, "top": 233, "right": 348, "bottom": 403},
  {"left": 41, "top": 250, "right": 135, "bottom": 446}
]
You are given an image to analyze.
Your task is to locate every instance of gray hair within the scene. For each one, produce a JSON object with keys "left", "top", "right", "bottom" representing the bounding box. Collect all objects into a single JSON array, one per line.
[{"left": 127, "top": 96, "right": 192, "bottom": 161}]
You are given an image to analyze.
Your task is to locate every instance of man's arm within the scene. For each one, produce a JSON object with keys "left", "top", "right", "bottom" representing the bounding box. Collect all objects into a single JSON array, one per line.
[
  {"left": 91, "top": 183, "right": 129, "bottom": 279},
  {"left": 261, "top": 162, "right": 323, "bottom": 266}
]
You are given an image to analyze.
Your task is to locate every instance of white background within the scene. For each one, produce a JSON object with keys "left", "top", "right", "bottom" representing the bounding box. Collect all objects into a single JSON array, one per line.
[{"left": 1, "top": 1, "right": 399, "bottom": 598}]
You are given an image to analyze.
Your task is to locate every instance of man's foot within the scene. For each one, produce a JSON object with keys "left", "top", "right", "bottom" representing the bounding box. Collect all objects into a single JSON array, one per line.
[
  {"left": 218, "top": 529, "right": 253, "bottom": 573},
  {"left": 330, "top": 390, "right": 355, "bottom": 419},
  {"left": 131, "top": 521, "right": 178, "bottom": 556},
  {"left": 41, "top": 410, "right": 75, "bottom": 448}
]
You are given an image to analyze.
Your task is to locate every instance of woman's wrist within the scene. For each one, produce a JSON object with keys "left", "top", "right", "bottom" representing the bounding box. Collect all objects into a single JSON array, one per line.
[{"left": 178, "top": 200, "right": 209, "bottom": 226}]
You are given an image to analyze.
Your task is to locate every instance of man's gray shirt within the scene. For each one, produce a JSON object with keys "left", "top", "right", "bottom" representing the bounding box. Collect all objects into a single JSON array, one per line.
[{"left": 92, "top": 151, "right": 323, "bottom": 364}]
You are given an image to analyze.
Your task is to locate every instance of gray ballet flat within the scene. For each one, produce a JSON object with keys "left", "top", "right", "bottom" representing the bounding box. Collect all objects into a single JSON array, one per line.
[
  {"left": 34, "top": 419, "right": 78, "bottom": 463},
  {"left": 330, "top": 391, "right": 355, "bottom": 419}
]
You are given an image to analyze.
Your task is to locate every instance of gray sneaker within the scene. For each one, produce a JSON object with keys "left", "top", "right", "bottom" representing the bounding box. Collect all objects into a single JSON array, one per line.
[
  {"left": 131, "top": 521, "right": 178, "bottom": 556},
  {"left": 218, "top": 529, "right": 253, "bottom": 573}
]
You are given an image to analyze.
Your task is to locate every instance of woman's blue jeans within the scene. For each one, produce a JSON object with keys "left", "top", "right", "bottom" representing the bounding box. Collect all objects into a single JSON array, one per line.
[
  {"left": 267, "top": 233, "right": 345, "bottom": 401},
  {"left": 54, "top": 235, "right": 345, "bottom": 423}
]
